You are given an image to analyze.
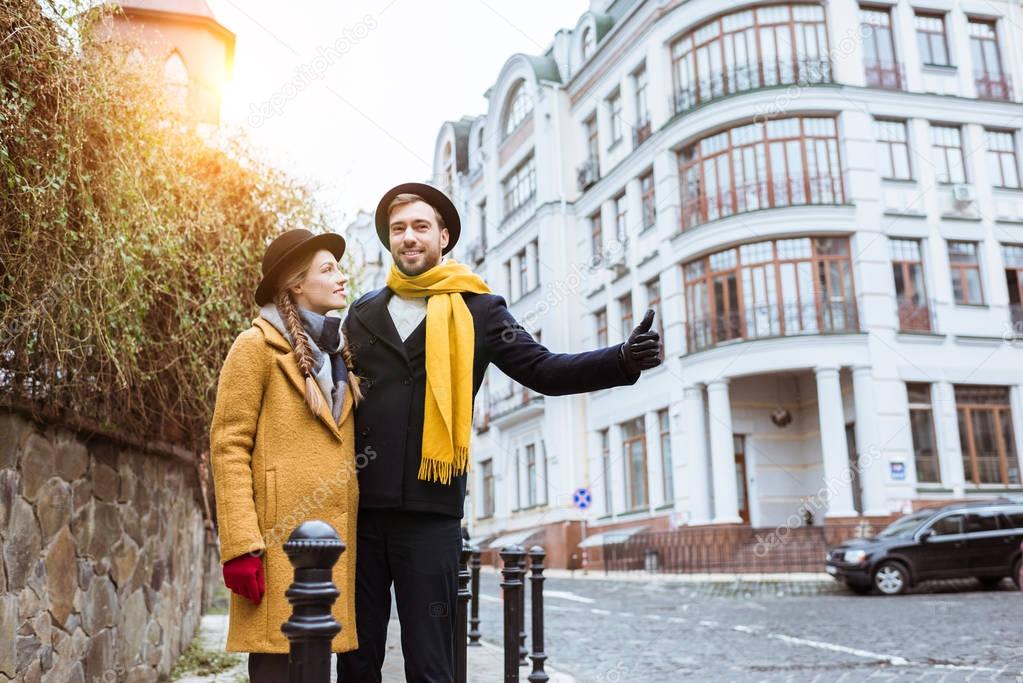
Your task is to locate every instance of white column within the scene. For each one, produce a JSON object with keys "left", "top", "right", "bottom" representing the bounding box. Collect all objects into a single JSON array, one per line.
[
  {"left": 815, "top": 366, "right": 857, "bottom": 517},
  {"left": 608, "top": 422, "right": 625, "bottom": 517},
  {"left": 934, "top": 381, "right": 966, "bottom": 496},
  {"left": 509, "top": 253, "right": 521, "bottom": 301},
  {"left": 683, "top": 385, "right": 711, "bottom": 523},
  {"left": 707, "top": 379, "right": 741, "bottom": 524},
  {"left": 851, "top": 365, "right": 887, "bottom": 516}
]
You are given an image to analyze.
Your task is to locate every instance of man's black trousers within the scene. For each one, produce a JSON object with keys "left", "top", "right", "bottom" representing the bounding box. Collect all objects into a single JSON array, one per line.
[{"left": 338, "top": 508, "right": 462, "bottom": 683}]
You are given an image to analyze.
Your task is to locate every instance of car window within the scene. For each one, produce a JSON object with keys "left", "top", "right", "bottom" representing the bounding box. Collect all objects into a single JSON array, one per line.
[
  {"left": 1001, "top": 510, "right": 1023, "bottom": 530},
  {"left": 966, "top": 512, "right": 998, "bottom": 533},
  {"left": 878, "top": 511, "right": 931, "bottom": 537},
  {"left": 930, "top": 514, "right": 964, "bottom": 536}
]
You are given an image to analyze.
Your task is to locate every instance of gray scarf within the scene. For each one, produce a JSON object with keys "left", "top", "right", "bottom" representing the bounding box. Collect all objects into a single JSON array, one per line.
[{"left": 259, "top": 303, "right": 348, "bottom": 425}]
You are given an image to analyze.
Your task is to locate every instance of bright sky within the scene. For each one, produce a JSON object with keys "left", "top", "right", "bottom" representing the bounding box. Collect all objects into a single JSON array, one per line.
[{"left": 210, "top": 0, "right": 588, "bottom": 228}]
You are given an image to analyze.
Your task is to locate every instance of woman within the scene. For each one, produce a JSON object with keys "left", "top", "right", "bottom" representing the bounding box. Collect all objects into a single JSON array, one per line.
[{"left": 209, "top": 229, "right": 363, "bottom": 680}]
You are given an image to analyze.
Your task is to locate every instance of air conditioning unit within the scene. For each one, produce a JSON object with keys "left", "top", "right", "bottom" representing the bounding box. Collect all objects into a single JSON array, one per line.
[
  {"left": 952, "top": 183, "right": 976, "bottom": 204},
  {"left": 576, "top": 159, "right": 597, "bottom": 191}
]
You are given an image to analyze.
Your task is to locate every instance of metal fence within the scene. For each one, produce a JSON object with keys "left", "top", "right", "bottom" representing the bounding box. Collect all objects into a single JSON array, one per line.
[{"left": 595, "top": 523, "right": 879, "bottom": 574}]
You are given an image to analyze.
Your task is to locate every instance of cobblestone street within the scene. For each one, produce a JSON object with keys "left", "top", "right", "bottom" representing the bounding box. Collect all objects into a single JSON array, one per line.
[{"left": 473, "top": 571, "right": 1022, "bottom": 682}]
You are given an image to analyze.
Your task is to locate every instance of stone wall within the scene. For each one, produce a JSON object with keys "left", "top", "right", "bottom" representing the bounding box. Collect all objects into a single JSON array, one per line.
[{"left": 0, "top": 409, "right": 217, "bottom": 682}]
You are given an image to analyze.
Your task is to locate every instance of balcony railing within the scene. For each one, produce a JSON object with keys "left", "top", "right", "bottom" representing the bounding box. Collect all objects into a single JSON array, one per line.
[
  {"left": 681, "top": 175, "right": 845, "bottom": 230},
  {"left": 672, "top": 57, "right": 834, "bottom": 115},
  {"left": 896, "top": 297, "right": 936, "bottom": 333},
  {"left": 864, "top": 60, "right": 905, "bottom": 90},
  {"left": 489, "top": 387, "right": 543, "bottom": 421},
  {"left": 685, "top": 299, "right": 859, "bottom": 353},
  {"left": 975, "top": 71, "right": 1013, "bottom": 101}
]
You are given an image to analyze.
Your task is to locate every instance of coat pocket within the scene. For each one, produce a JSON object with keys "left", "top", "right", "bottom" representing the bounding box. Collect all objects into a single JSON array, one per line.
[{"left": 264, "top": 467, "right": 277, "bottom": 529}]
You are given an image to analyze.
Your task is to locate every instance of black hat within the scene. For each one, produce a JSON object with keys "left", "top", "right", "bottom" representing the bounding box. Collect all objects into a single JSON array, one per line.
[
  {"left": 374, "top": 182, "right": 460, "bottom": 255},
  {"left": 254, "top": 229, "right": 346, "bottom": 305}
]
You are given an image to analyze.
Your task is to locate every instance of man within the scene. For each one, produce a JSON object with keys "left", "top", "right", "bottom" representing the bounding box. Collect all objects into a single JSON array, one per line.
[{"left": 339, "top": 182, "right": 661, "bottom": 682}]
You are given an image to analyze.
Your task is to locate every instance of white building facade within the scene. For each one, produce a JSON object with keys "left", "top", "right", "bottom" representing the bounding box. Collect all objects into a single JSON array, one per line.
[{"left": 420, "top": 0, "right": 1023, "bottom": 567}]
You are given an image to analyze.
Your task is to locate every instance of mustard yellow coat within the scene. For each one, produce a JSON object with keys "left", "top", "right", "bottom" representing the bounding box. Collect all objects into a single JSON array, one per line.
[{"left": 209, "top": 317, "right": 358, "bottom": 653}]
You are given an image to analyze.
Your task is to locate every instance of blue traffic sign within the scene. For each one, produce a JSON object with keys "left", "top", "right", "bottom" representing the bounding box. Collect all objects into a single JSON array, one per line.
[{"left": 572, "top": 487, "right": 592, "bottom": 510}]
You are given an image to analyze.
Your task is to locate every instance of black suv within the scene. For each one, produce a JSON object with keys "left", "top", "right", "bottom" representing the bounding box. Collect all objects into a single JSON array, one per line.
[{"left": 825, "top": 500, "right": 1023, "bottom": 595}]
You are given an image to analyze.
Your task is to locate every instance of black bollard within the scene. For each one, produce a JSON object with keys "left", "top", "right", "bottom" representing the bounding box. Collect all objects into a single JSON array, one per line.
[
  {"left": 281, "top": 520, "right": 344, "bottom": 683},
  {"left": 517, "top": 554, "right": 528, "bottom": 666},
  {"left": 526, "top": 546, "right": 549, "bottom": 683},
  {"left": 468, "top": 546, "right": 482, "bottom": 646},
  {"left": 455, "top": 540, "right": 472, "bottom": 683},
  {"left": 500, "top": 545, "right": 526, "bottom": 683}
]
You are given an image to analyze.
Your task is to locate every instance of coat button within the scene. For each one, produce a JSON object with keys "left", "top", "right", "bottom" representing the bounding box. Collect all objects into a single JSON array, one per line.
[
  {"left": 361, "top": 427, "right": 370, "bottom": 436},
  {"left": 369, "top": 335, "right": 377, "bottom": 344}
]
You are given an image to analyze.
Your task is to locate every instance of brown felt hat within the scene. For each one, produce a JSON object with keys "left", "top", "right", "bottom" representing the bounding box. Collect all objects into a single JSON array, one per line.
[
  {"left": 374, "top": 182, "right": 460, "bottom": 255},
  {"left": 254, "top": 229, "right": 346, "bottom": 305}
]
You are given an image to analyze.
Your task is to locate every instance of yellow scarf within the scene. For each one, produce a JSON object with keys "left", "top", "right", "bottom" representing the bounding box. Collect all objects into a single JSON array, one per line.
[{"left": 386, "top": 259, "right": 491, "bottom": 484}]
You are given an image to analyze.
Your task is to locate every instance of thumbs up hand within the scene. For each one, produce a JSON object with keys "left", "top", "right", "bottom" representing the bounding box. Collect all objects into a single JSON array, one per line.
[{"left": 619, "top": 309, "right": 662, "bottom": 376}]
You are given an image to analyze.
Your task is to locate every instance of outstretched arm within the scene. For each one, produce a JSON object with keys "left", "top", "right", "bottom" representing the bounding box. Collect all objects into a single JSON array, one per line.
[{"left": 485, "top": 295, "right": 658, "bottom": 396}]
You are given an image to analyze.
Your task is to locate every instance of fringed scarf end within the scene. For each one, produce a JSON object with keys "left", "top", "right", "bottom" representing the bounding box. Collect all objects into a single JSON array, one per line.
[{"left": 417, "top": 446, "right": 471, "bottom": 485}]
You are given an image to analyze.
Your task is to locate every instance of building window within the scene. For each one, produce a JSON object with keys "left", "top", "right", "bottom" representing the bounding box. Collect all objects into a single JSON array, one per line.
[
  {"left": 480, "top": 459, "right": 495, "bottom": 518},
  {"left": 875, "top": 119, "right": 912, "bottom": 180},
  {"left": 861, "top": 6, "right": 902, "bottom": 89},
  {"left": 595, "top": 307, "right": 608, "bottom": 347},
  {"left": 503, "top": 262, "right": 512, "bottom": 297},
  {"left": 986, "top": 130, "right": 1021, "bottom": 189},
  {"left": 907, "top": 383, "right": 940, "bottom": 483},
  {"left": 633, "top": 66, "right": 650, "bottom": 143},
  {"left": 658, "top": 408, "right": 674, "bottom": 502},
  {"left": 517, "top": 248, "right": 528, "bottom": 297},
  {"left": 163, "top": 51, "right": 189, "bottom": 112},
  {"left": 525, "top": 443, "right": 537, "bottom": 507},
  {"left": 503, "top": 81, "right": 534, "bottom": 138},
  {"left": 1002, "top": 244, "right": 1023, "bottom": 330},
  {"left": 947, "top": 241, "right": 983, "bottom": 305},
  {"left": 590, "top": 211, "right": 603, "bottom": 258},
  {"left": 670, "top": 4, "right": 831, "bottom": 113},
  {"left": 618, "top": 293, "right": 633, "bottom": 342},
  {"left": 915, "top": 12, "right": 950, "bottom": 67},
  {"left": 502, "top": 154, "right": 536, "bottom": 217},
  {"left": 599, "top": 429, "right": 611, "bottom": 513},
  {"left": 614, "top": 192, "right": 628, "bottom": 243},
  {"left": 581, "top": 26, "right": 595, "bottom": 60},
  {"left": 683, "top": 236, "right": 856, "bottom": 351},
  {"left": 930, "top": 125, "right": 967, "bottom": 183},
  {"left": 678, "top": 116, "right": 843, "bottom": 230},
  {"left": 585, "top": 114, "right": 600, "bottom": 177},
  {"left": 956, "top": 385, "right": 1020, "bottom": 486},
  {"left": 640, "top": 171, "right": 656, "bottom": 230},
  {"left": 622, "top": 417, "right": 648, "bottom": 510},
  {"left": 969, "top": 18, "right": 1009, "bottom": 100},
  {"left": 608, "top": 90, "right": 623, "bottom": 146},
  {"left": 890, "top": 238, "right": 930, "bottom": 331},
  {"left": 645, "top": 277, "right": 664, "bottom": 359}
]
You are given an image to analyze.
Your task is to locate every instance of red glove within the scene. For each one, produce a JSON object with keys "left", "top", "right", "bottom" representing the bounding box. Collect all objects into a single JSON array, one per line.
[{"left": 223, "top": 554, "right": 264, "bottom": 605}]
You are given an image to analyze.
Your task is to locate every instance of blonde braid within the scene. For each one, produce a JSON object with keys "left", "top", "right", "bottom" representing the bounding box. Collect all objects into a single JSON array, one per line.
[
  {"left": 341, "top": 343, "right": 363, "bottom": 405},
  {"left": 274, "top": 290, "right": 323, "bottom": 417}
]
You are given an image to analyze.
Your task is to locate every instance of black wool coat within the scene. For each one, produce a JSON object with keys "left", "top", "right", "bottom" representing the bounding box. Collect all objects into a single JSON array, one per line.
[{"left": 342, "top": 288, "right": 640, "bottom": 518}]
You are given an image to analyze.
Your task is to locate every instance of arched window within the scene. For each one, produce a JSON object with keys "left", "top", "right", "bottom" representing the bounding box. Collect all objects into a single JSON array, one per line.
[
  {"left": 503, "top": 81, "right": 533, "bottom": 138},
  {"left": 581, "top": 26, "right": 596, "bottom": 60},
  {"left": 163, "top": 51, "right": 189, "bottom": 111}
]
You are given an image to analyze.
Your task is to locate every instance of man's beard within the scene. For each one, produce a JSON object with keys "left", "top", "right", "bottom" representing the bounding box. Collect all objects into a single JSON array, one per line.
[{"left": 394, "top": 252, "right": 439, "bottom": 277}]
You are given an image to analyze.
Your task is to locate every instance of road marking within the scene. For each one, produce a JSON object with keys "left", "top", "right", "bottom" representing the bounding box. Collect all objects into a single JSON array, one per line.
[
  {"left": 763, "top": 632, "right": 910, "bottom": 666},
  {"left": 544, "top": 590, "right": 595, "bottom": 604},
  {"left": 590, "top": 608, "right": 612, "bottom": 615},
  {"left": 478, "top": 594, "right": 501, "bottom": 603},
  {"left": 699, "top": 620, "right": 718, "bottom": 627}
]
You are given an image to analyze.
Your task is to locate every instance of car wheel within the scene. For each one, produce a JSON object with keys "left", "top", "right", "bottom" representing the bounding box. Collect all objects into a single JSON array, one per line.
[
  {"left": 977, "top": 576, "right": 1004, "bottom": 588},
  {"left": 873, "top": 562, "right": 909, "bottom": 595}
]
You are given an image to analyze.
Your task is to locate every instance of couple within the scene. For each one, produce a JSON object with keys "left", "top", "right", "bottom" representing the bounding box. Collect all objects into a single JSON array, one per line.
[{"left": 209, "top": 182, "right": 663, "bottom": 682}]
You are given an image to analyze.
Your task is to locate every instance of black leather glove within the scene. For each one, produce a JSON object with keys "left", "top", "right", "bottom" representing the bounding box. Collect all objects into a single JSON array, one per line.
[{"left": 619, "top": 309, "right": 662, "bottom": 376}]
